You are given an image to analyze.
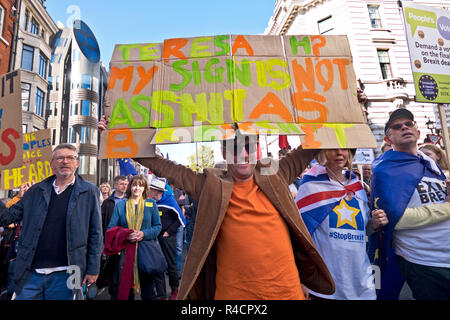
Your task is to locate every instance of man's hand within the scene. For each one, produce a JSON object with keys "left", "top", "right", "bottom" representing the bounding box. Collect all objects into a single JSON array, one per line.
[
  {"left": 357, "top": 88, "right": 367, "bottom": 105},
  {"left": 98, "top": 115, "right": 108, "bottom": 133},
  {"left": 82, "top": 274, "right": 98, "bottom": 286},
  {"left": 19, "top": 181, "right": 32, "bottom": 197},
  {"left": 371, "top": 209, "right": 389, "bottom": 230}
]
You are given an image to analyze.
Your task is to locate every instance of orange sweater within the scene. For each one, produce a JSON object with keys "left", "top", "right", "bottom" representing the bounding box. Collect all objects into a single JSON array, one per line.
[{"left": 214, "top": 178, "right": 305, "bottom": 300}]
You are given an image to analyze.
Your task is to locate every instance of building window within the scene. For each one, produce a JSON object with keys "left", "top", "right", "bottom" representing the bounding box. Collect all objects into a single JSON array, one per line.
[
  {"left": 22, "top": 124, "right": 27, "bottom": 134},
  {"left": 0, "top": 5, "right": 5, "bottom": 37},
  {"left": 89, "top": 156, "right": 96, "bottom": 175},
  {"left": 21, "top": 45, "right": 34, "bottom": 71},
  {"left": 80, "top": 127, "right": 89, "bottom": 143},
  {"left": 21, "top": 82, "right": 31, "bottom": 111},
  {"left": 24, "top": 9, "right": 29, "bottom": 31},
  {"left": 81, "top": 100, "right": 90, "bottom": 116},
  {"left": 78, "top": 155, "right": 89, "bottom": 175},
  {"left": 70, "top": 101, "right": 79, "bottom": 115},
  {"left": 318, "top": 16, "right": 333, "bottom": 35},
  {"left": 368, "top": 5, "right": 382, "bottom": 29},
  {"left": 92, "top": 76, "right": 99, "bottom": 93},
  {"left": 69, "top": 127, "right": 77, "bottom": 143},
  {"left": 38, "top": 53, "right": 48, "bottom": 79},
  {"left": 35, "top": 88, "right": 45, "bottom": 117},
  {"left": 48, "top": 76, "right": 59, "bottom": 91},
  {"left": 30, "top": 18, "right": 39, "bottom": 35},
  {"left": 377, "top": 49, "right": 393, "bottom": 79},
  {"left": 73, "top": 48, "right": 80, "bottom": 62},
  {"left": 81, "top": 74, "right": 91, "bottom": 89}
]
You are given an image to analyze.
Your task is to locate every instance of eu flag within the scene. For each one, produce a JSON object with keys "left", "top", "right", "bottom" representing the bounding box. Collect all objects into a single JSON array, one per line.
[
  {"left": 118, "top": 158, "right": 138, "bottom": 176},
  {"left": 368, "top": 149, "right": 445, "bottom": 299}
]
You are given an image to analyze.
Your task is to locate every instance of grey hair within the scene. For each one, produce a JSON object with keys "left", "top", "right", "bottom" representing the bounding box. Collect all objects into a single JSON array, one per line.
[{"left": 52, "top": 143, "right": 78, "bottom": 159}]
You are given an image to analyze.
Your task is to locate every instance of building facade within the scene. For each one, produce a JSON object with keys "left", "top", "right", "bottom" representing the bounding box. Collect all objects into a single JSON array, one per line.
[
  {"left": 0, "top": 0, "right": 16, "bottom": 75},
  {"left": 47, "top": 19, "right": 113, "bottom": 184},
  {"left": 9, "top": 0, "right": 58, "bottom": 133},
  {"left": 265, "top": 0, "right": 449, "bottom": 154}
]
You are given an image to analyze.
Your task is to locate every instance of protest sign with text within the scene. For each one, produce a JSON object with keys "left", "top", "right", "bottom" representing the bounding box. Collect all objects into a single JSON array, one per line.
[
  {"left": 0, "top": 71, "right": 23, "bottom": 169},
  {"left": 402, "top": 2, "right": 450, "bottom": 103},
  {"left": 99, "top": 35, "right": 377, "bottom": 159},
  {"left": 1, "top": 129, "right": 53, "bottom": 190}
]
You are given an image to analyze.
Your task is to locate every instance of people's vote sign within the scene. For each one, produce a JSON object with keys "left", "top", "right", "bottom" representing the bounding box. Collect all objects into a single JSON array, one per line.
[
  {"left": 402, "top": 2, "right": 450, "bottom": 103},
  {"left": 99, "top": 35, "right": 377, "bottom": 159},
  {"left": 0, "top": 71, "right": 23, "bottom": 169}
]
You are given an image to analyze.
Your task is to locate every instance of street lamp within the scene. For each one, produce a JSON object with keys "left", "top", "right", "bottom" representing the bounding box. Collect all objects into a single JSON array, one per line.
[{"left": 426, "top": 117, "right": 435, "bottom": 134}]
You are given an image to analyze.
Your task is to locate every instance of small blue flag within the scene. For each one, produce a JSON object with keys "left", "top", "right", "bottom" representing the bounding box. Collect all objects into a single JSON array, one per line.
[{"left": 118, "top": 158, "right": 138, "bottom": 176}]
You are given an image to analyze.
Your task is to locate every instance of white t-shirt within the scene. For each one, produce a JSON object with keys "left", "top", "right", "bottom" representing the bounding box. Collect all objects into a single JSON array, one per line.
[
  {"left": 309, "top": 189, "right": 376, "bottom": 300},
  {"left": 393, "top": 174, "right": 450, "bottom": 268}
]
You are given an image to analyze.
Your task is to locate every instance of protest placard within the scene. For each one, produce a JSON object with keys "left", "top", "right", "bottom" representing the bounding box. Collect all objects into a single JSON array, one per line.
[
  {"left": 0, "top": 71, "right": 23, "bottom": 169},
  {"left": 1, "top": 129, "right": 53, "bottom": 190},
  {"left": 99, "top": 35, "right": 377, "bottom": 159},
  {"left": 402, "top": 2, "right": 450, "bottom": 103}
]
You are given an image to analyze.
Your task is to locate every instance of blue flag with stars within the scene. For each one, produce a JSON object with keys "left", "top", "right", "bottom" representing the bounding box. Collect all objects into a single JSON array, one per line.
[{"left": 118, "top": 158, "right": 138, "bottom": 176}]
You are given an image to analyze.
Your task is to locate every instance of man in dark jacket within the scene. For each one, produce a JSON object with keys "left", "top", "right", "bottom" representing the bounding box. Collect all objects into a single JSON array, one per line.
[
  {"left": 98, "top": 175, "right": 128, "bottom": 297},
  {"left": 100, "top": 175, "right": 128, "bottom": 236},
  {"left": 0, "top": 144, "right": 103, "bottom": 300}
]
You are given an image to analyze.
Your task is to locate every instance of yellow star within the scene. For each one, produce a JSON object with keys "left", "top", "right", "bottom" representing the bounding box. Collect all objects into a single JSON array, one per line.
[
  {"left": 374, "top": 197, "right": 380, "bottom": 209},
  {"left": 333, "top": 198, "right": 360, "bottom": 230}
]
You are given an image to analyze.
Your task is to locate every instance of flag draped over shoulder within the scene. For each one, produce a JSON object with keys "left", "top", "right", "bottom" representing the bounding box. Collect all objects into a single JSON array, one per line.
[
  {"left": 118, "top": 158, "right": 138, "bottom": 176},
  {"left": 368, "top": 149, "right": 445, "bottom": 300},
  {"left": 295, "top": 164, "right": 365, "bottom": 235},
  {"left": 157, "top": 192, "right": 186, "bottom": 227}
]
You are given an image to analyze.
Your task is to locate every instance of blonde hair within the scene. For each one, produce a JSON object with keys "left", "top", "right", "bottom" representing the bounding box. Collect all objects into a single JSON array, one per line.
[
  {"left": 315, "top": 149, "right": 354, "bottom": 169},
  {"left": 419, "top": 143, "right": 448, "bottom": 170},
  {"left": 99, "top": 182, "right": 112, "bottom": 195}
]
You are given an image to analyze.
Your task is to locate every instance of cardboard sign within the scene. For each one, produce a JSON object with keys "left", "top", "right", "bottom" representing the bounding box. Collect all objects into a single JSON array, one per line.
[
  {"left": 100, "top": 35, "right": 377, "bottom": 159},
  {"left": 402, "top": 3, "right": 450, "bottom": 103},
  {"left": 0, "top": 71, "right": 23, "bottom": 169},
  {"left": 353, "top": 148, "right": 375, "bottom": 165},
  {"left": 1, "top": 129, "right": 53, "bottom": 190}
]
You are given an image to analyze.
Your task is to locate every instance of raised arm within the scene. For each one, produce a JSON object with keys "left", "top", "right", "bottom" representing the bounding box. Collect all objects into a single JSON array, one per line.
[
  {"left": 277, "top": 146, "right": 316, "bottom": 185},
  {"left": 134, "top": 156, "right": 205, "bottom": 200}
]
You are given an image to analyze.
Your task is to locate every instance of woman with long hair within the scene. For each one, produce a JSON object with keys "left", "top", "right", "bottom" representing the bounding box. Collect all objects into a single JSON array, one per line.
[
  {"left": 99, "top": 182, "right": 112, "bottom": 204},
  {"left": 296, "top": 149, "right": 388, "bottom": 300},
  {"left": 106, "top": 175, "right": 161, "bottom": 300}
]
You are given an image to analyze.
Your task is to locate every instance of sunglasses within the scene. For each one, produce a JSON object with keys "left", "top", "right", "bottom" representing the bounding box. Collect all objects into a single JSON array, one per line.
[
  {"left": 389, "top": 120, "right": 416, "bottom": 131},
  {"left": 222, "top": 139, "right": 258, "bottom": 155}
]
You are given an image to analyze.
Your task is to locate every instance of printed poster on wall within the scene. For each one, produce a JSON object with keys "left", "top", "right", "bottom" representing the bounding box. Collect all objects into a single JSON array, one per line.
[{"left": 402, "top": 2, "right": 450, "bottom": 104}]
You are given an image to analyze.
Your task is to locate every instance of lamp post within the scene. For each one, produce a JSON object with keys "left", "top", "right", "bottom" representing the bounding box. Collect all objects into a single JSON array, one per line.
[{"left": 426, "top": 117, "right": 436, "bottom": 134}]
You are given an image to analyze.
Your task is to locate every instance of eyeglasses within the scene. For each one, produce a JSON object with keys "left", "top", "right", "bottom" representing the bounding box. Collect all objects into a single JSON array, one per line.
[
  {"left": 222, "top": 141, "right": 257, "bottom": 156},
  {"left": 389, "top": 120, "right": 416, "bottom": 131},
  {"left": 54, "top": 155, "right": 78, "bottom": 162}
]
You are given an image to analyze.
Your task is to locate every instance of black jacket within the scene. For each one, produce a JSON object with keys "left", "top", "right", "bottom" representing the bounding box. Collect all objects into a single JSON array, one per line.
[{"left": 101, "top": 192, "right": 125, "bottom": 237}]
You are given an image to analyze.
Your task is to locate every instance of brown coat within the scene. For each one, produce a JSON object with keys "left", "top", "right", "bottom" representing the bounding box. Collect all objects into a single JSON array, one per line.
[{"left": 136, "top": 146, "right": 335, "bottom": 299}]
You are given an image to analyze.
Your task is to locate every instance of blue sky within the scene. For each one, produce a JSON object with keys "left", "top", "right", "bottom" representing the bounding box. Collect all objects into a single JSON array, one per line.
[
  {"left": 45, "top": 0, "right": 277, "bottom": 165},
  {"left": 46, "top": 0, "right": 276, "bottom": 70}
]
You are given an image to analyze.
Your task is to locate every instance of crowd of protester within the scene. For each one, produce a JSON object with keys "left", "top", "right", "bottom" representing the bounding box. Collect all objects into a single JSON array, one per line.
[{"left": 0, "top": 105, "right": 449, "bottom": 300}]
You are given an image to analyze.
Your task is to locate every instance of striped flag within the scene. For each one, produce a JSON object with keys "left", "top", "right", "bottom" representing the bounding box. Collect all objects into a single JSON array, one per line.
[{"left": 295, "top": 164, "right": 365, "bottom": 235}]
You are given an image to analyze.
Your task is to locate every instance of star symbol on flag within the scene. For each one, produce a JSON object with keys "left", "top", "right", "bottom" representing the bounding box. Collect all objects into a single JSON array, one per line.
[{"left": 333, "top": 198, "right": 360, "bottom": 230}]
